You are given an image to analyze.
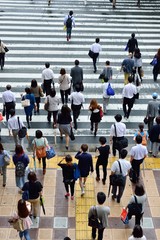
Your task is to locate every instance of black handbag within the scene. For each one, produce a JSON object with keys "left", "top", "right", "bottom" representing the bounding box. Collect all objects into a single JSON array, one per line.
[
  {"left": 4, "top": 46, "right": 9, "bottom": 52},
  {"left": 69, "top": 127, "right": 75, "bottom": 141},
  {"left": 44, "top": 97, "right": 49, "bottom": 111},
  {"left": 88, "top": 206, "right": 103, "bottom": 229},
  {"left": 128, "top": 196, "right": 142, "bottom": 216},
  {"left": 143, "top": 117, "right": 148, "bottom": 125},
  {"left": 109, "top": 161, "right": 125, "bottom": 186},
  {"left": 17, "top": 117, "right": 27, "bottom": 138},
  {"left": 88, "top": 50, "right": 94, "bottom": 59},
  {"left": 2, "top": 105, "right": 5, "bottom": 116}
]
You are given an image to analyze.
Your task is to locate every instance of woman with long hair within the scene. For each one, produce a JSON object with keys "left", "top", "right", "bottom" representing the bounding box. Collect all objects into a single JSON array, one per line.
[
  {"left": 153, "top": 48, "right": 160, "bottom": 82},
  {"left": 45, "top": 88, "right": 60, "bottom": 128},
  {"left": 89, "top": 99, "right": 102, "bottom": 136},
  {"left": 58, "top": 68, "right": 71, "bottom": 104},
  {"left": 32, "top": 130, "right": 49, "bottom": 175},
  {"left": 128, "top": 225, "right": 146, "bottom": 240},
  {"left": 133, "top": 48, "right": 143, "bottom": 81},
  {"left": 57, "top": 105, "right": 72, "bottom": 150},
  {"left": 22, "top": 87, "right": 36, "bottom": 128},
  {"left": 22, "top": 171, "right": 43, "bottom": 218},
  {"left": 12, "top": 145, "right": 30, "bottom": 192},
  {"left": 9, "top": 199, "right": 32, "bottom": 240},
  {"left": 0, "top": 143, "right": 10, "bottom": 187},
  {"left": 126, "top": 183, "right": 147, "bottom": 225},
  {"left": 30, "top": 79, "right": 44, "bottom": 114}
]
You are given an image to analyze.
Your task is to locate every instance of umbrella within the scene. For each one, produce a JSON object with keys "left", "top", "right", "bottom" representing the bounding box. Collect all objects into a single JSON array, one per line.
[{"left": 40, "top": 196, "right": 46, "bottom": 215}]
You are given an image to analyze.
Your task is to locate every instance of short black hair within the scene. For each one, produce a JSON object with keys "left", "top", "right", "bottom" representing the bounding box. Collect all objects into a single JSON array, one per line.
[
  {"left": 45, "top": 62, "right": 50, "bottom": 68},
  {"left": 135, "top": 135, "right": 142, "bottom": 144},
  {"left": 65, "top": 155, "right": 72, "bottom": 163},
  {"left": 131, "top": 33, "right": 135, "bottom": 38},
  {"left": 35, "top": 130, "right": 43, "bottom": 139},
  {"left": 120, "top": 149, "right": 128, "bottom": 159},
  {"left": 106, "top": 60, "right": 110, "bottom": 65},
  {"left": 25, "top": 87, "right": 31, "bottom": 94},
  {"left": 132, "top": 225, "right": 143, "bottom": 238},
  {"left": 69, "top": 11, "right": 73, "bottom": 16},
  {"left": 99, "top": 136, "right": 106, "bottom": 145},
  {"left": 64, "top": 237, "right": 71, "bottom": 240},
  {"left": 97, "top": 192, "right": 106, "bottom": 204},
  {"left": 75, "top": 84, "right": 81, "bottom": 92},
  {"left": 128, "top": 76, "right": 133, "bottom": 83},
  {"left": 135, "top": 183, "right": 145, "bottom": 196},
  {"left": 96, "top": 38, "right": 100, "bottom": 43},
  {"left": 10, "top": 108, "right": 15, "bottom": 117},
  {"left": 114, "top": 114, "right": 122, "bottom": 122},
  {"left": 75, "top": 59, "right": 79, "bottom": 66},
  {"left": 28, "top": 171, "right": 37, "bottom": 182},
  {"left": 6, "top": 84, "right": 11, "bottom": 90}
]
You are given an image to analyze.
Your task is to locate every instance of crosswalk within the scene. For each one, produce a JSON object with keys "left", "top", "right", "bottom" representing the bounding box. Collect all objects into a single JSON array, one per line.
[{"left": 0, "top": 0, "right": 160, "bottom": 150}]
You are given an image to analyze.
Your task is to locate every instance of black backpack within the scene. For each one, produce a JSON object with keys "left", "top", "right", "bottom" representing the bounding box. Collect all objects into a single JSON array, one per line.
[
  {"left": 66, "top": 16, "right": 72, "bottom": 28},
  {"left": 16, "top": 161, "right": 25, "bottom": 177},
  {"left": 128, "top": 196, "right": 142, "bottom": 216}
]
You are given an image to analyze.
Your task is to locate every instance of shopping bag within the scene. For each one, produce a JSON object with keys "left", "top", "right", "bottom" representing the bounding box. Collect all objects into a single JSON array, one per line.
[
  {"left": 120, "top": 208, "right": 129, "bottom": 224},
  {"left": 46, "top": 147, "right": 56, "bottom": 159}
]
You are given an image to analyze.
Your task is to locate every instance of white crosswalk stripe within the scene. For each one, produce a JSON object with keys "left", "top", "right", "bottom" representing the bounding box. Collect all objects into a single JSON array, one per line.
[{"left": 0, "top": 0, "right": 160, "bottom": 148}]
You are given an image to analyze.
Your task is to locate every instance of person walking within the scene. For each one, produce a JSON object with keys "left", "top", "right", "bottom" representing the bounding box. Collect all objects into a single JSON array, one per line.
[
  {"left": 42, "top": 62, "right": 54, "bottom": 96},
  {"left": 100, "top": 60, "right": 113, "bottom": 82},
  {"left": 0, "top": 143, "right": 10, "bottom": 187},
  {"left": 9, "top": 199, "right": 32, "bottom": 240},
  {"left": 148, "top": 116, "right": 160, "bottom": 157},
  {"left": 125, "top": 184, "right": 147, "bottom": 225},
  {"left": 128, "top": 225, "right": 147, "bottom": 240},
  {"left": 30, "top": 79, "right": 44, "bottom": 114},
  {"left": 48, "top": 0, "right": 51, "bottom": 5},
  {"left": 75, "top": 144, "right": 94, "bottom": 196},
  {"left": 121, "top": 53, "right": 134, "bottom": 85},
  {"left": 8, "top": 109, "right": 26, "bottom": 147},
  {"left": 70, "top": 60, "right": 83, "bottom": 91},
  {"left": 70, "top": 84, "right": 85, "bottom": 131},
  {"left": 89, "top": 99, "right": 102, "bottom": 136},
  {"left": 12, "top": 145, "right": 30, "bottom": 192},
  {"left": 22, "top": 171, "right": 43, "bottom": 219},
  {"left": 109, "top": 114, "right": 126, "bottom": 157},
  {"left": 64, "top": 11, "right": 75, "bottom": 41},
  {"left": 133, "top": 48, "right": 143, "bottom": 82},
  {"left": 152, "top": 48, "right": 160, "bottom": 82},
  {"left": 2, "top": 84, "right": 16, "bottom": 121},
  {"left": 95, "top": 137, "right": 110, "bottom": 185},
  {"left": 112, "top": 0, "right": 116, "bottom": 9},
  {"left": 133, "top": 123, "right": 148, "bottom": 147},
  {"left": 57, "top": 105, "right": 72, "bottom": 150},
  {"left": 122, "top": 76, "right": 137, "bottom": 119},
  {"left": 58, "top": 68, "right": 71, "bottom": 105},
  {"left": 32, "top": 130, "right": 49, "bottom": 175},
  {"left": 88, "top": 192, "right": 110, "bottom": 240},
  {"left": 22, "top": 87, "right": 36, "bottom": 129},
  {"left": 111, "top": 149, "right": 131, "bottom": 203},
  {"left": 90, "top": 38, "right": 102, "bottom": 73},
  {"left": 0, "top": 39, "right": 8, "bottom": 70},
  {"left": 130, "top": 135, "right": 148, "bottom": 182},
  {"left": 58, "top": 155, "right": 76, "bottom": 200},
  {"left": 45, "top": 88, "right": 60, "bottom": 128},
  {"left": 146, "top": 92, "right": 159, "bottom": 132},
  {"left": 126, "top": 33, "right": 138, "bottom": 54}
]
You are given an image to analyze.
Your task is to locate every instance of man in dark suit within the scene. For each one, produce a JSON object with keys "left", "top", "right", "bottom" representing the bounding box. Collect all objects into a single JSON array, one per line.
[{"left": 70, "top": 59, "right": 83, "bottom": 91}]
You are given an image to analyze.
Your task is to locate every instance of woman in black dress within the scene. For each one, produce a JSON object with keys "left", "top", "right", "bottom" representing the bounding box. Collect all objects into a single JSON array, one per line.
[{"left": 89, "top": 99, "right": 102, "bottom": 136}]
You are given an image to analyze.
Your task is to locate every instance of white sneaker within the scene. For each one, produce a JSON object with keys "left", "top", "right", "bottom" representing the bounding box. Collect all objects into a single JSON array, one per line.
[{"left": 81, "top": 189, "right": 85, "bottom": 196}]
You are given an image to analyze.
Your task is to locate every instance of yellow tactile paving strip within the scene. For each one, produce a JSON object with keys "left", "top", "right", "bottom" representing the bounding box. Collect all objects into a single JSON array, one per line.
[{"left": 7, "top": 155, "right": 160, "bottom": 240}]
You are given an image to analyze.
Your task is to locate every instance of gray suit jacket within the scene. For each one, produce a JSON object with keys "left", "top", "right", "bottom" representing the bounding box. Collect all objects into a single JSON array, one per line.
[
  {"left": 70, "top": 66, "right": 83, "bottom": 85},
  {"left": 147, "top": 99, "right": 160, "bottom": 118}
]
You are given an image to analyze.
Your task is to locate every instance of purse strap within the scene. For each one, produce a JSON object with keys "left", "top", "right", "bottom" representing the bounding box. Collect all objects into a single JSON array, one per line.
[
  {"left": 114, "top": 124, "right": 117, "bottom": 137},
  {"left": 134, "top": 195, "right": 138, "bottom": 205},
  {"left": 117, "top": 160, "right": 122, "bottom": 174},
  {"left": 17, "top": 117, "right": 20, "bottom": 130}
]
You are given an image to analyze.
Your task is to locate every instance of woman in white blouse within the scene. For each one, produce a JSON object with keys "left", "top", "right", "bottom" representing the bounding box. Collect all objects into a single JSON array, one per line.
[{"left": 58, "top": 68, "right": 71, "bottom": 105}]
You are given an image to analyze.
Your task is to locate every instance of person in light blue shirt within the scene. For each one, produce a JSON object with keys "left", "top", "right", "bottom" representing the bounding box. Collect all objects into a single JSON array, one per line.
[{"left": 0, "top": 143, "right": 10, "bottom": 187}]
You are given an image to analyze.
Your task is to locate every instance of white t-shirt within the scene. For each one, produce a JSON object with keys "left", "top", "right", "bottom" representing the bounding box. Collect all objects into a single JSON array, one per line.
[
  {"left": 128, "top": 235, "right": 147, "bottom": 240},
  {"left": 111, "top": 159, "right": 131, "bottom": 177},
  {"left": 110, "top": 122, "right": 126, "bottom": 137},
  {"left": 130, "top": 144, "right": 148, "bottom": 160}
]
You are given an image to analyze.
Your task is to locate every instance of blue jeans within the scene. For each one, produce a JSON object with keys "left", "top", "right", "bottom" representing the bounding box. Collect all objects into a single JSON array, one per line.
[{"left": 19, "top": 229, "right": 31, "bottom": 240}]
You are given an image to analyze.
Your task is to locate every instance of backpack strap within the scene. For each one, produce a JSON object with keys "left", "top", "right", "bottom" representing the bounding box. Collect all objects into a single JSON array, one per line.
[
  {"left": 17, "top": 117, "right": 21, "bottom": 130},
  {"left": 117, "top": 160, "right": 122, "bottom": 174}
]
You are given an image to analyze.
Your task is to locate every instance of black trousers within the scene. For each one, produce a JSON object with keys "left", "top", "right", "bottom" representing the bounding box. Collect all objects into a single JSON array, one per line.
[
  {"left": 131, "top": 159, "right": 143, "bottom": 179},
  {"left": 128, "top": 212, "right": 143, "bottom": 225},
  {"left": 60, "top": 89, "right": 69, "bottom": 104},
  {"left": 92, "top": 53, "right": 99, "bottom": 72},
  {"left": 5, "top": 101, "right": 15, "bottom": 121},
  {"left": 112, "top": 136, "right": 124, "bottom": 157},
  {"left": 92, "top": 227, "right": 105, "bottom": 240},
  {"left": 96, "top": 160, "right": 108, "bottom": 181},
  {"left": 72, "top": 104, "right": 81, "bottom": 130},
  {"left": 47, "top": 110, "right": 58, "bottom": 124},
  {"left": 44, "top": 79, "right": 53, "bottom": 96},
  {"left": 112, "top": 177, "right": 126, "bottom": 201},
  {"left": 64, "top": 180, "right": 75, "bottom": 196},
  {"left": 38, "top": 157, "right": 46, "bottom": 170},
  {"left": 123, "top": 97, "right": 134, "bottom": 118},
  {"left": 0, "top": 53, "right": 5, "bottom": 69}
]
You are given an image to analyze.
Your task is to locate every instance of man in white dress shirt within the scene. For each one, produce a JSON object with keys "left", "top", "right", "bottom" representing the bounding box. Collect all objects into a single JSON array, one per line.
[
  {"left": 42, "top": 62, "right": 54, "bottom": 96},
  {"left": 90, "top": 38, "right": 102, "bottom": 73},
  {"left": 70, "top": 84, "right": 85, "bottom": 131},
  {"left": 122, "top": 76, "right": 137, "bottom": 119},
  {"left": 2, "top": 85, "right": 16, "bottom": 121},
  {"left": 110, "top": 114, "right": 126, "bottom": 157}
]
